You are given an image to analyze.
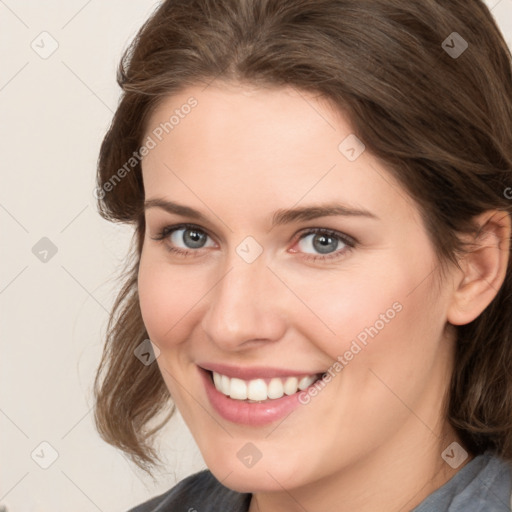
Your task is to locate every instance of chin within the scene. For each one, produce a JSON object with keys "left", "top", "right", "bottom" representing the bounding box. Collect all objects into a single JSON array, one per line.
[
  {"left": 212, "top": 465, "right": 294, "bottom": 493},
  {"left": 203, "top": 449, "right": 308, "bottom": 494}
]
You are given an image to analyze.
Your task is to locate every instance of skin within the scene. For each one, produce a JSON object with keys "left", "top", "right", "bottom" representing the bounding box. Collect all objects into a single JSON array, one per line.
[{"left": 137, "top": 81, "right": 511, "bottom": 512}]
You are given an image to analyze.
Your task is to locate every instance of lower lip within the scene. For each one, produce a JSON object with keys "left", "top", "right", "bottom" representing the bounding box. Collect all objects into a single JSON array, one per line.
[{"left": 199, "top": 367, "right": 311, "bottom": 426}]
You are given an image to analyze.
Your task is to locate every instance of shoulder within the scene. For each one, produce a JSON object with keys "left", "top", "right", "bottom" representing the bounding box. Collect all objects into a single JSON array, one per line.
[
  {"left": 126, "top": 469, "right": 251, "bottom": 512},
  {"left": 413, "top": 451, "right": 512, "bottom": 512}
]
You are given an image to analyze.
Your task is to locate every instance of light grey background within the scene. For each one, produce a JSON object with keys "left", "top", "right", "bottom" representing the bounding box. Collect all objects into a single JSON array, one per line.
[{"left": 1, "top": 0, "right": 511, "bottom": 510}]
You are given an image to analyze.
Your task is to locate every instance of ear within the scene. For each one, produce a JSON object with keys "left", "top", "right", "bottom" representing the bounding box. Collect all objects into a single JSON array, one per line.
[{"left": 447, "top": 210, "right": 511, "bottom": 326}]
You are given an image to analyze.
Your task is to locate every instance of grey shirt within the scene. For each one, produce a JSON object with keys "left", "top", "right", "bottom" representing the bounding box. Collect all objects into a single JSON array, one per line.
[{"left": 128, "top": 450, "right": 512, "bottom": 511}]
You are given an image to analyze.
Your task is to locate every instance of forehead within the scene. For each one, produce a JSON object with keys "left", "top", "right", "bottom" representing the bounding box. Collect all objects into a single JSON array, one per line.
[
  {"left": 145, "top": 81, "right": 347, "bottom": 154},
  {"left": 141, "top": 83, "right": 419, "bottom": 226}
]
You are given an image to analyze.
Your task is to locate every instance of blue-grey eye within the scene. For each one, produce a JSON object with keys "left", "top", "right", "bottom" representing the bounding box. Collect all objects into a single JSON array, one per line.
[
  {"left": 298, "top": 232, "right": 345, "bottom": 255},
  {"left": 170, "top": 227, "right": 212, "bottom": 249}
]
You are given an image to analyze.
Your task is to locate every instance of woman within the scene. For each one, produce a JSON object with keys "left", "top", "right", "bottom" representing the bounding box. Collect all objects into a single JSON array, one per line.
[{"left": 93, "top": 0, "right": 512, "bottom": 510}]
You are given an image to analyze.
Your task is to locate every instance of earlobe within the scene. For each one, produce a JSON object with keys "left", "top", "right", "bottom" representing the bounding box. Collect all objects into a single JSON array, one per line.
[{"left": 447, "top": 210, "right": 511, "bottom": 326}]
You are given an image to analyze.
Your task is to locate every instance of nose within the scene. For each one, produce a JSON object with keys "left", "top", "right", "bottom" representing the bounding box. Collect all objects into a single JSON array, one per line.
[{"left": 200, "top": 251, "right": 288, "bottom": 352}]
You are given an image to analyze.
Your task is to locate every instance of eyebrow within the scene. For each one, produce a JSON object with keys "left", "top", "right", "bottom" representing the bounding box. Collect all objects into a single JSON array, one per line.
[{"left": 144, "top": 198, "right": 379, "bottom": 227}]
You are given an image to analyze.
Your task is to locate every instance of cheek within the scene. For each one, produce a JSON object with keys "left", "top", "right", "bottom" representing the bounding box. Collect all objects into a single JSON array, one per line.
[
  {"left": 290, "top": 250, "right": 442, "bottom": 366},
  {"left": 137, "top": 253, "right": 207, "bottom": 345}
]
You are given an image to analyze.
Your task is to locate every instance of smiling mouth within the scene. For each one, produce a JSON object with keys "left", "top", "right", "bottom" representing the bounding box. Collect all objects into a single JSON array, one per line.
[{"left": 208, "top": 370, "right": 324, "bottom": 403}]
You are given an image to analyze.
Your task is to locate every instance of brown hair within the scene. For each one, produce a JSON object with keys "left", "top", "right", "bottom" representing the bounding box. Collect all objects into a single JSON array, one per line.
[{"left": 93, "top": 0, "right": 512, "bottom": 476}]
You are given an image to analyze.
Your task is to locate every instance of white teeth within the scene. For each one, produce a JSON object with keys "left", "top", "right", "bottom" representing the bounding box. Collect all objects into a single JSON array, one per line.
[
  {"left": 213, "top": 371, "right": 222, "bottom": 390},
  {"left": 283, "top": 377, "right": 299, "bottom": 395},
  {"left": 247, "top": 379, "right": 267, "bottom": 401},
  {"left": 267, "top": 378, "right": 284, "bottom": 399},
  {"left": 298, "top": 375, "right": 317, "bottom": 390},
  {"left": 220, "top": 374, "right": 230, "bottom": 395},
  {"left": 230, "top": 378, "right": 247, "bottom": 400},
  {"left": 212, "top": 371, "right": 319, "bottom": 401}
]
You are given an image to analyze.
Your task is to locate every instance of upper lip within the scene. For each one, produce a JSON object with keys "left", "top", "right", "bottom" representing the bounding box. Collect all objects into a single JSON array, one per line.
[{"left": 198, "top": 362, "right": 324, "bottom": 380}]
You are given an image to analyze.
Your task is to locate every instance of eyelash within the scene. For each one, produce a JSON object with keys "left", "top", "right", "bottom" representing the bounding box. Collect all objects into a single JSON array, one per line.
[{"left": 150, "top": 223, "right": 357, "bottom": 262}]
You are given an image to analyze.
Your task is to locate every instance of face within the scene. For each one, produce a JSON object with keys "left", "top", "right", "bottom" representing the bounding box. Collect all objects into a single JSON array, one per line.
[{"left": 138, "top": 82, "right": 460, "bottom": 492}]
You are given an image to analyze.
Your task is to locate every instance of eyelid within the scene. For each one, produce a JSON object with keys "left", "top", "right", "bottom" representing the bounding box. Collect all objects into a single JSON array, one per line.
[
  {"left": 293, "top": 226, "right": 357, "bottom": 247},
  {"left": 150, "top": 222, "right": 357, "bottom": 261},
  {"left": 151, "top": 222, "right": 219, "bottom": 245},
  {"left": 151, "top": 222, "right": 356, "bottom": 243},
  {"left": 288, "top": 227, "right": 356, "bottom": 262}
]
